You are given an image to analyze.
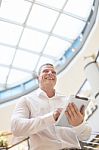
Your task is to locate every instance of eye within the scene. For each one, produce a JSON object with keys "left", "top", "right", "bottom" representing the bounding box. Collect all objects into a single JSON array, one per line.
[
  {"left": 42, "top": 69, "right": 56, "bottom": 74},
  {"left": 43, "top": 69, "right": 49, "bottom": 73},
  {"left": 52, "top": 71, "right": 56, "bottom": 75}
]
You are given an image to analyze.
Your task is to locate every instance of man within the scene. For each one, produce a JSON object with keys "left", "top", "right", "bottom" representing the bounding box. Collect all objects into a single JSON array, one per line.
[{"left": 11, "top": 63, "right": 91, "bottom": 150}]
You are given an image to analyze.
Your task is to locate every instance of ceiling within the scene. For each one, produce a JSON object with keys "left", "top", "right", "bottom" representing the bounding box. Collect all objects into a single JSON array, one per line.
[{"left": 0, "top": 0, "right": 95, "bottom": 91}]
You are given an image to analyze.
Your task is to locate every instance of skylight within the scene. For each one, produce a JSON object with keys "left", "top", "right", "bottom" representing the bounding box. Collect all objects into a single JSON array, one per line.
[{"left": 0, "top": 0, "right": 96, "bottom": 91}]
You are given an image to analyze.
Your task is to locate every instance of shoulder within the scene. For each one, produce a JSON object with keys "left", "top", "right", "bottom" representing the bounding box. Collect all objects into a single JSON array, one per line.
[
  {"left": 16, "top": 90, "right": 39, "bottom": 105},
  {"left": 15, "top": 94, "right": 33, "bottom": 107}
]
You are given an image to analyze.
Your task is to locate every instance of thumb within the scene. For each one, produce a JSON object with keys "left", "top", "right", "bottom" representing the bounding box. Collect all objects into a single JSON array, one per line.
[{"left": 53, "top": 108, "right": 62, "bottom": 121}]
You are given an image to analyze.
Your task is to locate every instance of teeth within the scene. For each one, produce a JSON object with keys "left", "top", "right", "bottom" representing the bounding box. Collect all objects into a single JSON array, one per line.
[{"left": 45, "top": 77, "right": 53, "bottom": 80}]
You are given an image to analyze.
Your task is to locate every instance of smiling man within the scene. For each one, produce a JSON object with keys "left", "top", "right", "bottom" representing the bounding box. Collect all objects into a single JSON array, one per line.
[{"left": 11, "top": 63, "right": 91, "bottom": 150}]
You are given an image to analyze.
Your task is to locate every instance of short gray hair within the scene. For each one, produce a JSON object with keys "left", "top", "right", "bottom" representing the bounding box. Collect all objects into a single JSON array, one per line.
[{"left": 38, "top": 63, "right": 54, "bottom": 75}]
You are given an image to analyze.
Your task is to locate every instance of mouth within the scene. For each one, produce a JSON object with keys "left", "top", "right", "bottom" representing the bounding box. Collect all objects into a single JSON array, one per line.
[{"left": 45, "top": 77, "right": 54, "bottom": 80}]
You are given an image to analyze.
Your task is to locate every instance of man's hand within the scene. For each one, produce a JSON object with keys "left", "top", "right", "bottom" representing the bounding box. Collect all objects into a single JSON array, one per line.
[
  {"left": 65, "top": 103, "right": 85, "bottom": 126},
  {"left": 53, "top": 108, "right": 62, "bottom": 121}
]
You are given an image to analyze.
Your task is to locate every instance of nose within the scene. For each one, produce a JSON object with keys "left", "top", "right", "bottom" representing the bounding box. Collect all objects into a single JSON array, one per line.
[{"left": 48, "top": 71, "right": 52, "bottom": 74}]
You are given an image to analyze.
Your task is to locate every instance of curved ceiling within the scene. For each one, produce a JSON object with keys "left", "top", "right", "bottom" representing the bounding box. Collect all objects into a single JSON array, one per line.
[{"left": 0, "top": 0, "right": 96, "bottom": 91}]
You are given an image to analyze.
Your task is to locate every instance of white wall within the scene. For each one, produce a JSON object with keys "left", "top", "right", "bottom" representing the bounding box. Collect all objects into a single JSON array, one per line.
[{"left": 0, "top": 101, "right": 16, "bottom": 131}]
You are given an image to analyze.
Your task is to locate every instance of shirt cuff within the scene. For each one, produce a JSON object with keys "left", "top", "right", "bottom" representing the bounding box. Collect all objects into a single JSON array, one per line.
[{"left": 72, "top": 121, "right": 87, "bottom": 134}]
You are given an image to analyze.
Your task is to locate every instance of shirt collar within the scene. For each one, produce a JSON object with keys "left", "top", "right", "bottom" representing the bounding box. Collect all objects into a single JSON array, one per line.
[
  {"left": 36, "top": 88, "right": 46, "bottom": 97},
  {"left": 36, "top": 88, "right": 64, "bottom": 99},
  {"left": 36, "top": 88, "right": 55, "bottom": 98}
]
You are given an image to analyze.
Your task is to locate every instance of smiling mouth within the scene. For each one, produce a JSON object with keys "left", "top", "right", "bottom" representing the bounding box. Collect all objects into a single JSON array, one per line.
[{"left": 45, "top": 77, "right": 53, "bottom": 80}]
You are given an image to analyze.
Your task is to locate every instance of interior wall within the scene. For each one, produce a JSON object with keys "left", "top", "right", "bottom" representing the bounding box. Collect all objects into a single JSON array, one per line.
[{"left": 0, "top": 101, "right": 16, "bottom": 131}]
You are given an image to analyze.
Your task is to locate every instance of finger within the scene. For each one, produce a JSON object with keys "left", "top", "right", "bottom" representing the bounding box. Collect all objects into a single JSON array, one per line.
[
  {"left": 53, "top": 109, "right": 61, "bottom": 121},
  {"left": 65, "top": 110, "right": 71, "bottom": 121},
  {"left": 65, "top": 110, "right": 75, "bottom": 125},
  {"left": 68, "top": 103, "right": 78, "bottom": 117},
  {"left": 67, "top": 103, "right": 76, "bottom": 118},
  {"left": 71, "top": 103, "right": 79, "bottom": 115},
  {"left": 80, "top": 105, "right": 85, "bottom": 116}
]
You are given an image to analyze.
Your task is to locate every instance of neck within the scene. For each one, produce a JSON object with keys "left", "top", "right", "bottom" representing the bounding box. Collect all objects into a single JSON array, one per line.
[{"left": 40, "top": 86, "right": 55, "bottom": 98}]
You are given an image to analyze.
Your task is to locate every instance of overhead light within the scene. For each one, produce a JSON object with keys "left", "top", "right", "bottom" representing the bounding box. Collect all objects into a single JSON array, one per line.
[{"left": 71, "top": 48, "right": 76, "bottom": 52}]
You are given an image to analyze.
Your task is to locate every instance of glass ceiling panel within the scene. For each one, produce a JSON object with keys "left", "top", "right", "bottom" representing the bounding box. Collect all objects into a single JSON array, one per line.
[
  {"left": 0, "top": 0, "right": 31, "bottom": 24},
  {"left": 0, "top": 21, "right": 22, "bottom": 45},
  {"left": 36, "top": 0, "right": 66, "bottom": 9},
  {"left": 43, "top": 36, "right": 71, "bottom": 59},
  {"left": 19, "top": 28, "right": 48, "bottom": 52},
  {"left": 7, "top": 69, "right": 32, "bottom": 86},
  {"left": 64, "top": 0, "right": 94, "bottom": 20},
  {"left": 53, "top": 14, "right": 85, "bottom": 40},
  {"left": 0, "top": 45, "right": 15, "bottom": 65},
  {"left": 27, "top": 4, "right": 59, "bottom": 31},
  {"left": 12, "top": 50, "right": 39, "bottom": 71}
]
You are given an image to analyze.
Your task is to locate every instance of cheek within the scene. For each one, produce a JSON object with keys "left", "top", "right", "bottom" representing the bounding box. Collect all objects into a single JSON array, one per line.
[
  {"left": 40, "top": 75, "right": 45, "bottom": 81},
  {"left": 39, "top": 74, "right": 43, "bottom": 79},
  {"left": 55, "top": 77, "right": 57, "bottom": 82},
  {"left": 53, "top": 78, "right": 57, "bottom": 85},
  {"left": 38, "top": 76, "right": 42, "bottom": 83}
]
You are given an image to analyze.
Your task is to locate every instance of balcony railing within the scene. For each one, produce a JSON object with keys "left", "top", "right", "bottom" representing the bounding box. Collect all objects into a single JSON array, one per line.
[
  {"left": 1, "top": 131, "right": 99, "bottom": 150},
  {"left": 0, "top": 131, "right": 30, "bottom": 150},
  {"left": 81, "top": 132, "right": 99, "bottom": 150}
]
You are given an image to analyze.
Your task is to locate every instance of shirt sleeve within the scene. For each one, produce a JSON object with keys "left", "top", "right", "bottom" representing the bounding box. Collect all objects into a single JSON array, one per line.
[
  {"left": 72, "top": 121, "right": 92, "bottom": 141},
  {"left": 11, "top": 97, "right": 55, "bottom": 137}
]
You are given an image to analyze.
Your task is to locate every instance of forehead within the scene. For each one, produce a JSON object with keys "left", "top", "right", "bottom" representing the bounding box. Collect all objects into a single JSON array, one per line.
[{"left": 41, "top": 65, "right": 55, "bottom": 71}]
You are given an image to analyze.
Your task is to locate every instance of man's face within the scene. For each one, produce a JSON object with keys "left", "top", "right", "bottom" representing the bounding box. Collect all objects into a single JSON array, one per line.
[{"left": 38, "top": 65, "right": 57, "bottom": 88}]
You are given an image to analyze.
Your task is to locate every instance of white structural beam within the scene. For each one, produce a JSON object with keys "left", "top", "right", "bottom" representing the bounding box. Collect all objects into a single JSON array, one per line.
[{"left": 84, "top": 56, "right": 99, "bottom": 99}]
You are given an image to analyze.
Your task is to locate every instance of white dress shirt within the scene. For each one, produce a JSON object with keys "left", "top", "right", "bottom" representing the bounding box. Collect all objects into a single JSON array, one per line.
[{"left": 11, "top": 88, "right": 91, "bottom": 150}]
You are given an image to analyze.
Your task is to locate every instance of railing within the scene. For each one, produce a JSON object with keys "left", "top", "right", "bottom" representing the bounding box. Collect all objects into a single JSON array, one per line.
[
  {"left": 1, "top": 131, "right": 99, "bottom": 150},
  {"left": 81, "top": 132, "right": 99, "bottom": 150},
  {"left": 0, "top": 131, "right": 30, "bottom": 150}
]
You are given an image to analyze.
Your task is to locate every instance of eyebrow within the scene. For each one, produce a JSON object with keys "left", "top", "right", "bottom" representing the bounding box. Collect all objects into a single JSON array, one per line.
[{"left": 42, "top": 69, "right": 56, "bottom": 73}]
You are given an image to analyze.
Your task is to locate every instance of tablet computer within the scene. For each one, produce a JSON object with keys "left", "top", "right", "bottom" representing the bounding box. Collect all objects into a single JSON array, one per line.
[{"left": 55, "top": 95, "right": 90, "bottom": 127}]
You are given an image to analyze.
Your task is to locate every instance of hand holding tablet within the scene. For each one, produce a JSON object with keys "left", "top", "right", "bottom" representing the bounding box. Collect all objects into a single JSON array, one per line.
[{"left": 56, "top": 95, "right": 90, "bottom": 127}]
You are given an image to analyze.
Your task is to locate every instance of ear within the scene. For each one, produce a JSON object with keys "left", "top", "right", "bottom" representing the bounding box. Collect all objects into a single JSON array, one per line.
[
  {"left": 37, "top": 75, "right": 39, "bottom": 80},
  {"left": 37, "top": 76, "right": 39, "bottom": 79}
]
